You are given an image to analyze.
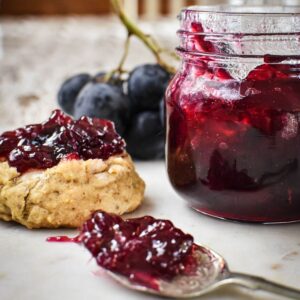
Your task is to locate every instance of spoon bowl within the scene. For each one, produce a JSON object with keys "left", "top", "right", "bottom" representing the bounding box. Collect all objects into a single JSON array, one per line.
[{"left": 107, "top": 243, "right": 300, "bottom": 299}]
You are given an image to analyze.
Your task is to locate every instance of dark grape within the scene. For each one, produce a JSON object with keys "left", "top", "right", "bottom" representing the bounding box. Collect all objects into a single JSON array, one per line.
[
  {"left": 74, "top": 82, "right": 130, "bottom": 135},
  {"left": 126, "top": 111, "right": 165, "bottom": 160},
  {"left": 58, "top": 73, "right": 91, "bottom": 114},
  {"left": 128, "top": 64, "right": 171, "bottom": 111}
]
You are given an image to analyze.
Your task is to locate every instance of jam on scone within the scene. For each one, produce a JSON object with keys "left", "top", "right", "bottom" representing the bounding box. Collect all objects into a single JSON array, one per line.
[
  {"left": 0, "top": 110, "right": 145, "bottom": 229},
  {"left": 0, "top": 109, "right": 125, "bottom": 173}
]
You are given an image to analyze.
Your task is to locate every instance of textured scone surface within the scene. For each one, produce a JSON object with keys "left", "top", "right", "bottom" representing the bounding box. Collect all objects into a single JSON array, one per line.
[{"left": 0, "top": 155, "right": 145, "bottom": 229}]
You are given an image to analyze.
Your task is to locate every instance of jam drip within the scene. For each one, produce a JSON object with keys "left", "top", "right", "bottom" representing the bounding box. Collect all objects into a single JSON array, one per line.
[
  {"left": 79, "top": 211, "right": 197, "bottom": 289},
  {"left": 0, "top": 110, "right": 125, "bottom": 173},
  {"left": 46, "top": 235, "right": 81, "bottom": 243}
]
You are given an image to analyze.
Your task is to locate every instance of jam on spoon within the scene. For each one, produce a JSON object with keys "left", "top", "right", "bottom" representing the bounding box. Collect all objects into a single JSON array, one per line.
[
  {"left": 48, "top": 211, "right": 199, "bottom": 290},
  {"left": 0, "top": 110, "right": 125, "bottom": 173},
  {"left": 79, "top": 211, "right": 198, "bottom": 289},
  {"left": 47, "top": 211, "right": 300, "bottom": 298}
]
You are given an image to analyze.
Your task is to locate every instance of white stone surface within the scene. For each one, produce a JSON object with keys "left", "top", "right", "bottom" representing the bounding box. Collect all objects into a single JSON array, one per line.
[{"left": 1, "top": 161, "right": 300, "bottom": 300}]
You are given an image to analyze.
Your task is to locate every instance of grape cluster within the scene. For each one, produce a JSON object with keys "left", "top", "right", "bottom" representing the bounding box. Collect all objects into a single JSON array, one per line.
[{"left": 58, "top": 64, "right": 171, "bottom": 160}]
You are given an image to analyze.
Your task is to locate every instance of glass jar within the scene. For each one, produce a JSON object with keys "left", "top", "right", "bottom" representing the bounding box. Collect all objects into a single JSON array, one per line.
[{"left": 166, "top": 6, "right": 300, "bottom": 223}]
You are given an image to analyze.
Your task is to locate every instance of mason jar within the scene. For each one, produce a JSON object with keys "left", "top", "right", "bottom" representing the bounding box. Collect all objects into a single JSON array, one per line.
[{"left": 166, "top": 6, "right": 300, "bottom": 223}]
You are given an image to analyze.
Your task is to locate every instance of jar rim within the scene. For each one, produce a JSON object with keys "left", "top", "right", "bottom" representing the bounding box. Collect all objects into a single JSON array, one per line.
[
  {"left": 181, "top": 5, "right": 300, "bottom": 16},
  {"left": 179, "top": 5, "right": 300, "bottom": 59}
]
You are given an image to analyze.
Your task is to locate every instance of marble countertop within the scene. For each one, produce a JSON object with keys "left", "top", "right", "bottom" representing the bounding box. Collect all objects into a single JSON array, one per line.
[{"left": 1, "top": 161, "right": 300, "bottom": 300}]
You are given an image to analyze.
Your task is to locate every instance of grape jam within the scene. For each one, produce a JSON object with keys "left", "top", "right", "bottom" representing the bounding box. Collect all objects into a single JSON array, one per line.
[
  {"left": 166, "top": 8, "right": 300, "bottom": 223},
  {"left": 0, "top": 110, "right": 125, "bottom": 173},
  {"left": 79, "top": 211, "right": 197, "bottom": 289}
]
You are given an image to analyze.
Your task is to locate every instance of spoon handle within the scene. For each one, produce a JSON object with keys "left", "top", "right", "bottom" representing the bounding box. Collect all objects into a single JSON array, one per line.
[{"left": 227, "top": 272, "right": 300, "bottom": 299}]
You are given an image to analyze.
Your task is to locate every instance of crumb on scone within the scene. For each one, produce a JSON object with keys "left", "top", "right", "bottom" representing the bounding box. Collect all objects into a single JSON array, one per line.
[{"left": 0, "top": 154, "right": 145, "bottom": 229}]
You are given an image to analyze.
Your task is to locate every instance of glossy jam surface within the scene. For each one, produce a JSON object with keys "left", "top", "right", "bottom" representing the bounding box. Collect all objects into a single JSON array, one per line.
[
  {"left": 167, "top": 17, "right": 300, "bottom": 222},
  {"left": 0, "top": 110, "right": 125, "bottom": 173},
  {"left": 167, "top": 62, "right": 300, "bottom": 222},
  {"left": 80, "top": 211, "right": 197, "bottom": 288}
]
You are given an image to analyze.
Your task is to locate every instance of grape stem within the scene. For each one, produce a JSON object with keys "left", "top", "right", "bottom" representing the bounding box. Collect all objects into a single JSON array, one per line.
[
  {"left": 104, "top": 32, "right": 131, "bottom": 82},
  {"left": 117, "top": 33, "right": 131, "bottom": 72},
  {"left": 110, "top": 0, "right": 177, "bottom": 74}
]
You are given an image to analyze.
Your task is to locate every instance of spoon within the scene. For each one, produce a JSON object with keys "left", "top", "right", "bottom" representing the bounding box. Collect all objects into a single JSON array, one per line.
[{"left": 107, "top": 244, "right": 300, "bottom": 299}]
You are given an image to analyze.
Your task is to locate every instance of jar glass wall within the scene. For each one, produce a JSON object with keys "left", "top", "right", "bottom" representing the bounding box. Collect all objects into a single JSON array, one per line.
[{"left": 166, "top": 6, "right": 300, "bottom": 223}]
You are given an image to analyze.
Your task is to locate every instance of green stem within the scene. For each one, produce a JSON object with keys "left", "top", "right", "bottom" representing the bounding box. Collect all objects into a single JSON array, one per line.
[
  {"left": 111, "top": 0, "right": 176, "bottom": 74},
  {"left": 104, "top": 33, "right": 131, "bottom": 82},
  {"left": 116, "top": 33, "right": 131, "bottom": 72}
]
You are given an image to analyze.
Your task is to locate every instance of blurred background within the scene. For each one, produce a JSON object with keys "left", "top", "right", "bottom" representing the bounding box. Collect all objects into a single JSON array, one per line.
[
  {"left": 1, "top": 0, "right": 300, "bottom": 131},
  {"left": 2, "top": 0, "right": 300, "bottom": 16}
]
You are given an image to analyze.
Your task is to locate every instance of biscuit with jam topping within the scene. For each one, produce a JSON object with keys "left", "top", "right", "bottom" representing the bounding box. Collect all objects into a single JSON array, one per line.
[{"left": 0, "top": 110, "right": 145, "bottom": 229}]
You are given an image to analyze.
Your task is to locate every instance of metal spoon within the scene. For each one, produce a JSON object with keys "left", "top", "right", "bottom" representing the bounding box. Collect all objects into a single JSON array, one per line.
[{"left": 107, "top": 244, "right": 300, "bottom": 299}]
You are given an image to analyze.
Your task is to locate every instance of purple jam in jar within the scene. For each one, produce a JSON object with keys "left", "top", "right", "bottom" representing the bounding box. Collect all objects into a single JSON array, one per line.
[{"left": 166, "top": 6, "right": 300, "bottom": 223}]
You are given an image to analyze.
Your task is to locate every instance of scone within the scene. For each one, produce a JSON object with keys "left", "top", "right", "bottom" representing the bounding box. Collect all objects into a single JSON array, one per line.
[{"left": 0, "top": 110, "right": 145, "bottom": 229}]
